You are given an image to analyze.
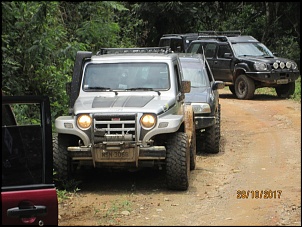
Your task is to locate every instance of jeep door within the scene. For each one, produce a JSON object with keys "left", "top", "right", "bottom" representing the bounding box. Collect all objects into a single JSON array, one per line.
[{"left": 2, "top": 96, "right": 58, "bottom": 225}]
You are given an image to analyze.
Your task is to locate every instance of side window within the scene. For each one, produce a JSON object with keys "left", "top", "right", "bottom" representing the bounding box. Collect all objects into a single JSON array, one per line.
[
  {"left": 188, "top": 43, "right": 202, "bottom": 54},
  {"left": 217, "top": 45, "right": 232, "bottom": 58},
  {"left": 159, "top": 38, "right": 170, "bottom": 47},
  {"left": 2, "top": 102, "right": 44, "bottom": 187},
  {"left": 204, "top": 44, "right": 217, "bottom": 58}
]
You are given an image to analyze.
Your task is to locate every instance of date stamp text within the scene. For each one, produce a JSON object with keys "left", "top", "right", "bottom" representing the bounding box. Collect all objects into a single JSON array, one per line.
[{"left": 237, "top": 190, "right": 282, "bottom": 199}]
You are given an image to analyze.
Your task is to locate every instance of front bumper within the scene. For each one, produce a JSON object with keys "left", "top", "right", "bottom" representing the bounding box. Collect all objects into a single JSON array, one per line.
[
  {"left": 246, "top": 71, "right": 300, "bottom": 85},
  {"left": 194, "top": 115, "right": 215, "bottom": 130},
  {"left": 68, "top": 143, "right": 166, "bottom": 167}
]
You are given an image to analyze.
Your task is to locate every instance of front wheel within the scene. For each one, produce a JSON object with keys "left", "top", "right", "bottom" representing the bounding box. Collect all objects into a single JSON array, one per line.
[
  {"left": 166, "top": 132, "right": 190, "bottom": 191},
  {"left": 53, "top": 133, "right": 75, "bottom": 182},
  {"left": 235, "top": 75, "right": 255, "bottom": 100},
  {"left": 204, "top": 103, "right": 221, "bottom": 154},
  {"left": 229, "top": 85, "right": 236, "bottom": 96},
  {"left": 275, "top": 82, "right": 295, "bottom": 98}
]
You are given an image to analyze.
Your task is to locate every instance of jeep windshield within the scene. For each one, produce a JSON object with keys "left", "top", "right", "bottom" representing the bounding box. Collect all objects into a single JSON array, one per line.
[
  {"left": 82, "top": 63, "right": 170, "bottom": 91},
  {"left": 232, "top": 42, "right": 274, "bottom": 58}
]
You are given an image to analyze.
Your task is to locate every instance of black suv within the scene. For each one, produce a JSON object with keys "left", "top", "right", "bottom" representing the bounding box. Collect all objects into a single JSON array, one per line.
[
  {"left": 2, "top": 95, "right": 58, "bottom": 225},
  {"left": 159, "top": 33, "right": 199, "bottom": 53},
  {"left": 187, "top": 31, "right": 300, "bottom": 99},
  {"left": 178, "top": 53, "right": 225, "bottom": 154}
]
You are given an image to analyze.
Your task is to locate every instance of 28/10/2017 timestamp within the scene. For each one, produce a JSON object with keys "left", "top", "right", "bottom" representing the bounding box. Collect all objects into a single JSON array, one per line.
[{"left": 237, "top": 190, "right": 282, "bottom": 199}]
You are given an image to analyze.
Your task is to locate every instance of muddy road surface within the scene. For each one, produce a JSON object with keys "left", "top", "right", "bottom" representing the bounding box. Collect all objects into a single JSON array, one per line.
[{"left": 58, "top": 88, "right": 301, "bottom": 226}]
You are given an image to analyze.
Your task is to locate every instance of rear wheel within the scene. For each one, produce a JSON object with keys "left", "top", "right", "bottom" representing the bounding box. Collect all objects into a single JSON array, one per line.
[
  {"left": 166, "top": 132, "right": 190, "bottom": 191},
  {"left": 275, "top": 82, "right": 295, "bottom": 98},
  {"left": 235, "top": 75, "right": 255, "bottom": 100}
]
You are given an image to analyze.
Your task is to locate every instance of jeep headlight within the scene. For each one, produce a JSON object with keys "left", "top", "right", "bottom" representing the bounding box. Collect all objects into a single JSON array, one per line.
[
  {"left": 77, "top": 114, "right": 92, "bottom": 130},
  {"left": 191, "top": 103, "right": 211, "bottom": 114},
  {"left": 254, "top": 62, "right": 267, "bottom": 71},
  {"left": 140, "top": 114, "right": 156, "bottom": 129}
]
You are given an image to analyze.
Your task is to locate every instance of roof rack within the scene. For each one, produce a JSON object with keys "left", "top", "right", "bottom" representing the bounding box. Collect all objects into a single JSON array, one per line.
[
  {"left": 197, "top": 36, "right": 229, "bottom": 42},
  {"left": 97, "top": 47, "right": 172, "bottom": 55},
  {"left": 196, "top": 31, "right": 241, "bottom": 42},
  {"left": 198, "top": 30, "right": 241, "bottom": 37},
  {"left": 162, "top": 33, "right": 199, "bottom": 37}
]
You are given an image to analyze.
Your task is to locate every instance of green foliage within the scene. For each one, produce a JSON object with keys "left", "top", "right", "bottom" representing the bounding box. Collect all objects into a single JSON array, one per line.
[
  {"left": 2, "top": 1, "right": 132, "bottom": 122},
  {"left": 12, "top": 103, "right": 41, "bottom": 125},
  {"left": 270, "top": 36, "right": 300, "bottom": 65},
  {"left": 98, "top": 199, "right": 132, "bottom": 225},
  {"left": 292, "top": 77, "right": 301, "bottom": 102},
  {"left": 2, "top": 1, "right": 300, "bottom": 122}
]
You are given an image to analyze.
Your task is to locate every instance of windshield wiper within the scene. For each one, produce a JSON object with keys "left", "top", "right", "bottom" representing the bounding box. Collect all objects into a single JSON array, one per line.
[
  {"left": 126, "top": 87, "right": 161, "bottom": 95},
  {"left": 237, "top": 54, "right": 257, "bottom": 57},
  {"left": 87, "top": 86, "right": 111, "bottom": 90},
  {"left": 86, "top": 87, "right": 118, "bottom": 95},
  {"left": 127, "top": 87, "right": 154, "bottom": 91}
]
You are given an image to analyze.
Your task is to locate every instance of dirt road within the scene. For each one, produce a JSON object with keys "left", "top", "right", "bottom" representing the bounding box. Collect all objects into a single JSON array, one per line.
[{"left": 58, "top": 88, "right": 301, "bottom": 226}]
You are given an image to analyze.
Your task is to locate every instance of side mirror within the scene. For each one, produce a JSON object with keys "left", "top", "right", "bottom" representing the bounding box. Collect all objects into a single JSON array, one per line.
[
  {"left": 212, "top": 81, "right": 225, "bottom": 90},
  {"left": 181, "top": 80, "right": 191, "bottom": 93},
  {"left": 223, "top": 53, "right": 233, "bottom": 58}
]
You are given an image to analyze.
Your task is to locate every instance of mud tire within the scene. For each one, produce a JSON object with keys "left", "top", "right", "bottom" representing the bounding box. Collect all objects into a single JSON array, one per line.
[{"left": 166, "top": 132, "right": 190, "bottom": 191}]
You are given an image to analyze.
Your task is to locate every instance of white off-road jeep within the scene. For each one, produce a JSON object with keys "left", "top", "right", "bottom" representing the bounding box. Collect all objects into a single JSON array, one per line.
[{"left": 53, "top": 47, "right": 195, "bottom": 190}]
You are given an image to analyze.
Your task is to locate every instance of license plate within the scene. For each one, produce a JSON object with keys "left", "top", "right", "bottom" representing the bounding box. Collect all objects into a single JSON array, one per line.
[
  {"left": 94, "top": 148, "right": 135, "bottom": 161},
  {"left": 277, "top": 79, "right": 288, "bottom": 84}
]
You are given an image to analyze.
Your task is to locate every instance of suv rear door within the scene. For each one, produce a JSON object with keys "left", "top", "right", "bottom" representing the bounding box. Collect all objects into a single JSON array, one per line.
[{"left": 2, "top": 95, "right": 58, "bottom": 225}]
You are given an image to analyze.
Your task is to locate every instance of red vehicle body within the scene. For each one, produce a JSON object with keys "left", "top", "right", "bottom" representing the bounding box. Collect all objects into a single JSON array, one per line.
[{"left": 2, "top": 95, "right": 58, "bottom": 225}]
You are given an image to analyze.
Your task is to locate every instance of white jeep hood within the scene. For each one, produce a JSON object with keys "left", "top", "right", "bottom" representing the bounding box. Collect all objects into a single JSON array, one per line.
[{"left": 73, "top": 94, "right": 175, "bottom": 115}]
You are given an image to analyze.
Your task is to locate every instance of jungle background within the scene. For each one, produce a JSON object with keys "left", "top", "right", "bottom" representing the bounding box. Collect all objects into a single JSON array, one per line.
[{"left": 2, "top": 1, "right": 300, "bottom": 123}]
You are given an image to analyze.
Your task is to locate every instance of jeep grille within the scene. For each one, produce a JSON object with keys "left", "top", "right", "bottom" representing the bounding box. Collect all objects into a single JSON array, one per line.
[{"left": 93, "top": 113, "right": 136, "bottom": 142}]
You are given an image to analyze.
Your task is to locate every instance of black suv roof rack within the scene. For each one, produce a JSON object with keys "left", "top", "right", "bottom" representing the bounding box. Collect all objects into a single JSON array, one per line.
[
  {"left": 197, "top": 31, "right": 242, "bottom": 42},
  {"left": 97, "top": 47, "right": 172, "bottom": 55},
  {"left": 197, "top": 30, "right": 241, "bottom": 37},
  {"left": 162, "top": 33, "right": 199, "bottom": 37}
]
